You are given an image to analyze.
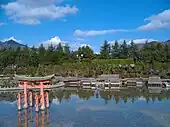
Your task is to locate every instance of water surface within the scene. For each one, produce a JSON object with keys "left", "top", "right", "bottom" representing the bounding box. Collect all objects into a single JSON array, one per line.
[{"left": 0, "top": 89, "right": 170, "bottom": 127}]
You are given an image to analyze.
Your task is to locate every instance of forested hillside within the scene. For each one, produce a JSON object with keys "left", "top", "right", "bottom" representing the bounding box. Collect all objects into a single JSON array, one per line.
[{"left": 0, "top": 39, "right": 170, "bottom": 78}]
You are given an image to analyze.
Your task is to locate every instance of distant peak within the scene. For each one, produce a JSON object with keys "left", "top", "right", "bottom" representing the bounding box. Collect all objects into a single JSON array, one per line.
[
  {"left": 0, "top": 39, "right": 26, "bottom": 49},
  {"left": 5, "top": 39, "right": 19, "bottom": 44},
  {"left": 165, "top": 40, "right": 170, "bottom": 42},
  {"left": 1, "top": 36, "right": 22, "bottom": 43}
]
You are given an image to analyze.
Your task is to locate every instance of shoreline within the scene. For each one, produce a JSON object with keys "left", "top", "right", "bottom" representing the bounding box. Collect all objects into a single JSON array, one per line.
[{"left": 1, "top": 75, "right": 170, "bottom": 92}]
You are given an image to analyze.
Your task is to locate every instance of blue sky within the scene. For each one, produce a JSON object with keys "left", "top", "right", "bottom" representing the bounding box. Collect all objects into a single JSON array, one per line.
[{"left": 0, "top": 0, "right": 170, "bottom": 52}]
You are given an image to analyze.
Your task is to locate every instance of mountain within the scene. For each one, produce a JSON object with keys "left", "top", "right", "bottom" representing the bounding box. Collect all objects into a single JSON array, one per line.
[
  {"left": 0, "top": 39, "right": 26, "bottom": 49},
  {"left": 165, "top": 40, "right": 170, "bottom": 42},
  {"left": 136, "top": 40, "right": 170, "bottom": 49}
]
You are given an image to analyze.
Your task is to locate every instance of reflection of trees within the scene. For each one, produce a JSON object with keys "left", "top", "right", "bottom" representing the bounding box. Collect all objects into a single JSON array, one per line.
[
  {"left": 63, "top": 90, "right": 71, "bottom": 101},
  {"left": 0, "top": 92, "right": 16, "bottom": 102},
  {"left": 151, "top": 95, "right": 156, "bottom": 102},
  {"left": 2, "top": 89, "right": 170, "bottom": 105},
  {"left": 52, "top": 90, "right": 64, "bottom": 103},
  {"left": 113, "top": 94, "right": 120, "bottom": 104},
  {"left": 157, "top": 95, "right": 162, "bottom": 101},
  {"left": 77, "top": 90, "right": 94, "bottom": 100},
  {"left": 100, "top": 91, "right": 112, "bottom": 104},
  {"left": 122, "top": 95, "right": 128, "bottom": 104},
  {"left": 99, "top": 89, "right": 170, "bottom": 104}
]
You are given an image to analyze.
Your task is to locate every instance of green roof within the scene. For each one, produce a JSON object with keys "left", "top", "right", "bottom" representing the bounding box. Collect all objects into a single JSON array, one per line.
[{"left": 14, "top": 74, "right": 55, "bottom": 81}]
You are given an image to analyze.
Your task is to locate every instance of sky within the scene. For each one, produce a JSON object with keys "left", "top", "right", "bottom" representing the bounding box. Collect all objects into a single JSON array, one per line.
[{"left": 0, "top": 0, "right": 170, "bottom": 52}]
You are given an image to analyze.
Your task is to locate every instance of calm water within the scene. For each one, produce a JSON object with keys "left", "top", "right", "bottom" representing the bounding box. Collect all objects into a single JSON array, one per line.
[{"left": 1, "top": 88, "right": 170, "bottom": 127}]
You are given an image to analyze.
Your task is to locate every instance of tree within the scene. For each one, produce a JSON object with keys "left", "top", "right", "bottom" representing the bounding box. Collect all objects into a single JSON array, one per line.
[
  {"left": 64, "top": 44, "right": 70, "bottom": 55},
  {"left": 149, "top": 43, "right": 157, "bottom": 69},
  {"left": 46, "top": 44, "right": 55, "bottom": 64},
  {"left": 38, "top": 44, "right": 46, "bottom": 64},
  {"left": 22, "top": 45, "right": 30, "bottom": 66},
  {"left": 0, "top": 39, "right": 170, "bottom": 77},
  {"left": 141, "top": 40, "right": 150, "bottom": 62},
  {"left": 100, "top": 40, "right": 111, "bottom": 59},
  {"left": 29, "top": 46, "right": 40, "bottom": 67},
  {"left": 63, "top": 44, "right": 71, "bottom": 60},
  {"left": 164, "top": 44, "right": 170, "bottom": 62},
  {"left": 56, "top": 43, "right": 64, "bottom": 53},
  {"left": 155, "top": 43, "right": 164, "bottom": 62},
  {"left": 111, "top": 40, "right": 120, "bottom": 58},
  {"left": 120, "top": 40, "right": 128, "bottom": 58},
  {"left": 54, "top": 43, "right": 65, "bottom": 64},
  {"left": 129, "top": 40, "right": 138, "bottom": 63},
  {"left": 78, "top": 46, "right": 94, "bottom": 60}
]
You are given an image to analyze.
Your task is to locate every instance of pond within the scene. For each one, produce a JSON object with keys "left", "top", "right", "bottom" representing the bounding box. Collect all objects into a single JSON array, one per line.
[{"left": 0, "top": 88, "right": 170, "bottom": 127}]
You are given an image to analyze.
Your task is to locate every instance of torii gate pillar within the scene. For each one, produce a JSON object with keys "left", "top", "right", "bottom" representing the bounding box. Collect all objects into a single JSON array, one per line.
[
  {"left": 40, "top": 82, "right": 45, "bottom": 110},
  {"left": 23, "top": 82, "right": 28, "bottom": 109}
]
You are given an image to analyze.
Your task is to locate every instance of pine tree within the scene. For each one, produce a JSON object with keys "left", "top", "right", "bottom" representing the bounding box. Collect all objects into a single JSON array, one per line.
[
  {"left": 164, "top": 44, "right": 170, "bottom": 62},
  {"left": 120, "top": 40, "right": 128, "bottom": 58},
  {"left": 129, "top": 40, "right": 138, "bottom": 62},
  {"left": 63, "top": 44, "right": 71, "bottom": 60},
  {"left": 38, "top": 44, "right": 46, "bottom": 64},
  {"left": 100, "top": 40, "right": 111, "bottom": 59},
  {"left": 111, "top": 40, "right": 120, "bottom": 59}
]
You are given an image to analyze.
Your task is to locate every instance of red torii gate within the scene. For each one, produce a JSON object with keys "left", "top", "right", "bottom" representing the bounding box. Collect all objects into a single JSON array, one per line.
[{"left": 15, "top": 74, "right": 54, "bottom": 111}]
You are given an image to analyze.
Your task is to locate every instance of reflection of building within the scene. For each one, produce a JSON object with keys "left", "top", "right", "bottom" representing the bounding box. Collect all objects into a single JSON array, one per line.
[
  {"left": 148, "top": 76, "right": 163, "bottom": 89},
  {"left": 17, "top": 107, "right": 49, "bottom": 127}
]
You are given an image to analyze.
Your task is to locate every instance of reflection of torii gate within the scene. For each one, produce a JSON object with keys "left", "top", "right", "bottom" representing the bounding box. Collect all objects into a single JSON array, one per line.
[
  {"left": 15, "top": 74, "right": 54, "bottom": 111},
  {"left": 17, "top": 107, "right": 49, "bottom": 127}
]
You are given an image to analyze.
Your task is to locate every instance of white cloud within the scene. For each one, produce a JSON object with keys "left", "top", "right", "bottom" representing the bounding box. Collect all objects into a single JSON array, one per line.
[
  {"left": 0, "top": 22, "right": 6, "bottom": 26},
  {"left": 80, "top": 44, "right": 91, "bottom": 48},
  {"left": 1, "top": 100, "right": 17, "bottom": 106},
  {"left": 73, "top": 9, "right": 170, "bottom": 36},
  {"left": 52, "top": 98, "right": 60, "bottom": 105},
  {"left": 1, "top": 36, "right": 23, "bottom": 43},
  {"left": 39, "top": 36, "right": 92, "bottom": 51},
  {"left": 40, "top": 36, "right": 67, "bottom": 47},
  {"left": 76, "top": 38, "right": 85, "bottom": 41},
  {"left": 1, "top": 0, "right": 78, "bottom": 25},
  {"left": 69, "top": 42, "right": 92, "bottom": 51},
  {"left": 138, "top": 9, "right": 170, "bottom": 31},
  {"left": 138, "top": 96, "right": 146, "bottom": 101},
  {"left": 74, "top": 29, "right": 129, "bottom": 37},
  {"left": 95, "top": 52, "right": 100, "bottom": 54}
]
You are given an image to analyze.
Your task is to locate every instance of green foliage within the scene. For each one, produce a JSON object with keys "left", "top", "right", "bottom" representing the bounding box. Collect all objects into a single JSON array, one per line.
[
  {"left": 120, "top": 40, "right": 128, "bottom": 58},
  {"left": 111, "top": 40, "right": 120, "bottom": 58},
  {"left": 78, "top": 45, "right": 94, "bottom": 60},
  {"left": 100, "top": 40, "right": 111, "bottom": 59},
  {"left": 0, "top": 40, "right": 170, "bottom": 77}
]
